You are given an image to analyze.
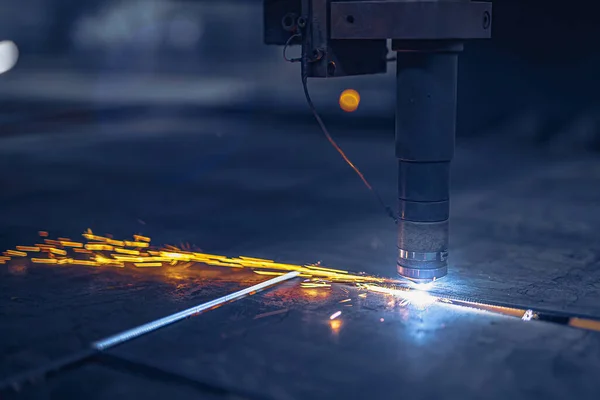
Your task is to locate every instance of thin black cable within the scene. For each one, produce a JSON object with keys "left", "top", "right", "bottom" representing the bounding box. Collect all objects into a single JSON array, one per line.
[
  {"left": 283, "top": 33, "right": 302, "bottom": 63},
  {"left": 293, "top": 24, "right": 397, "bottom": 224}
]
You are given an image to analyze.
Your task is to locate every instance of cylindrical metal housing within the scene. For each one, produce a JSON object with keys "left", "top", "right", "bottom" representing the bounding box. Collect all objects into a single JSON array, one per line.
[{"left": 394, "top": 41, "right": 460, "bottom": 281}]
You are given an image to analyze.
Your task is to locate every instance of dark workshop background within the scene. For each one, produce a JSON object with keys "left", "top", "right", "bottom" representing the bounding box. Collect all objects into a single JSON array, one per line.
[{"left": 0, "top": 0, "right": 599, "bottom": 150}]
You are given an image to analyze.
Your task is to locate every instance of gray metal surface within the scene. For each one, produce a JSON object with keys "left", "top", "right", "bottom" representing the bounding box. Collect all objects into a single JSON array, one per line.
[
  {"left": 4, "top": 363, "right": 226, "bottom": 400},
  {"left": 93, "top": 272, "right": 299, "bottom": 351},
  {"left": 110, "top": 283, "right": 600, "bottom": 400},
  {"left": 1, "top": 111, "right": 600, "bottom": 398},
  {"left": 0, "top": 263, "right": 264, "bottom": 378}
]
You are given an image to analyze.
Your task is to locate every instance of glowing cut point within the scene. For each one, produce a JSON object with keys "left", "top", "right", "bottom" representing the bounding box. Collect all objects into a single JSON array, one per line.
[
  {"left": 410, "top": 281, "right": 435, "bottom": 291},
  {"left": 339, "top": 89, "right": 360, "bottom": 113},
  {"left": 522, "top": 309, "right": 534, "bottom": 321},
  {"left": 365, "top": 284, "right": 437, "bottom": 308},
  {"left": 0, "top": 41, "right": 18, "bottom": 74},
  {"left": 406, "top": 290, "right": 436, "bottom": 308}
]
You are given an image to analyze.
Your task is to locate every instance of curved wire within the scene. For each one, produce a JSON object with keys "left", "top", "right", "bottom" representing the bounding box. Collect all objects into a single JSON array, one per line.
[{"left": 292, "top": 25, "right": 398, "bottom": 224}]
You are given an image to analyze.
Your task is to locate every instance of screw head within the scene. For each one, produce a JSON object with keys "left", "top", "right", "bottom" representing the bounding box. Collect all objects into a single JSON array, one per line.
[{"left": 482, "top": 11, "right": 491, "bottom": 29}]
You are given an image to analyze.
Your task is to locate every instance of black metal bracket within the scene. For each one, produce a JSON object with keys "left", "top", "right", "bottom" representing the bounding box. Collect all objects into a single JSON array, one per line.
[
  {"left": 330, "top": 1, "right": 492, "bottom": 40},
  {"left": 264, "top": 0, "right": 492, "bottom": 78}
]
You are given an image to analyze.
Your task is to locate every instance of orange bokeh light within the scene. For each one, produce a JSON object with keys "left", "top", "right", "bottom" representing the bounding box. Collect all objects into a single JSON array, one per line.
[{"left": 339, "top": 89, "right": 360, "bottom": 112}]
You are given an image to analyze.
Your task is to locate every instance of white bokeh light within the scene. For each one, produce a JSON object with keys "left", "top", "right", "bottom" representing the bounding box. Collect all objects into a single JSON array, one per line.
[{"left": 0, "top": 40, "right": 19, "bottom": 74}]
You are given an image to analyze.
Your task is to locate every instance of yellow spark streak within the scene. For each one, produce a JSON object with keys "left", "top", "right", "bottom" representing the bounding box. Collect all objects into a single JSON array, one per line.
[
  {"left": 74, "top": 249, "right": 92, "bottom": 254},
  {"left": 48, "top": 248, "right": 67, "bottom": 255},
  {"left": 114, "top": 248, "right": 141, "bottom": 256},
  {"left": 134, "top": 262, "right": 163, "bottom": 268},
  {"left": 16, "top": 246, "right": 40, "bottom": 252},
  {"left": 83, "top": 233, "right": 125, "bottom": 247},
  {"left": 59, "top": 241, "right": 83, "bottom": 248},
  {"left": 31, "top": 258, "right": 57, "bottom": 264},
  {"left": 3, "top": 231, "right": 395, "bottom": 290},
  {"left": 10, "top": 231, "right": 600, "bottom": 335},
  {"left": 85, "top": 244, "right": 114, "bottom": 251},
  {"left": 124, "top": 241, "right": 150, "bottom": 248},
  {"left": 6, "top": 250, "right": 27, "bottom": 257},
  {"left": 133, "top": 235, "right": 151, "bottom": 242}
]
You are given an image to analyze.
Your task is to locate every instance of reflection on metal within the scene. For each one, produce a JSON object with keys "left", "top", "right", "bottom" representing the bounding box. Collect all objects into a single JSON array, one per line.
[
  {"left": 4, "top": 230, "right": 600, "bottom": 335},
  {"left": 362, "top": 284, "right": 600, "bottom": 333},
  {"left": 253, "top": 308, "right": 289, "bottom": 320},
  {"left": 329, "top": 318, "right": 342, "bottom": 334},
  {"left": 437, "top": 294, "right": 600, "bottom": 333},
  {"left": 93, "top": 271, "right": 300, "bottom": 351}
]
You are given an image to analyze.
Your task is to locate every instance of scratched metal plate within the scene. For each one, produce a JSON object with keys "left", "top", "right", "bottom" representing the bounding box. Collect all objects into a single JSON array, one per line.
[
  {"left": 0, "top": 263, "right": 266, "bottom": 380},
  {"left": 10, "top": 363, "right": 224, "bottom": 400},
  {"left": 1, "top": 113, "right": 600, "bottom": 397},
  {"left": 109, "top": 283, "right": 600, "bottom": 400}
]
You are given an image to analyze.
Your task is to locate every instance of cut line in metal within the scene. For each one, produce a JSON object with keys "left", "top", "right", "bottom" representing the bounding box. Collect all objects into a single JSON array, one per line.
[
  {"left": 421, "top": 290, "right": 600, "bottom": 333},
  {"left": 0, "top": 272, "right": 299, "bottom": 393},
  {"left": 93, "top": 271, "right": 300, "bottom": 351}
]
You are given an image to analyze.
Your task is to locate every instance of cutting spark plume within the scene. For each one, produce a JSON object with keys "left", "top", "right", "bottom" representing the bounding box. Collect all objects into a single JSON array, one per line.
[
  {"left": 5, "top": 230, "right": 599, "bottom": 334},
  {"left": 1, "top": 230, "right": 395, "bottom": 288},
  {"left": 363, "top": 284, "right": 437, "bottom": 308}
]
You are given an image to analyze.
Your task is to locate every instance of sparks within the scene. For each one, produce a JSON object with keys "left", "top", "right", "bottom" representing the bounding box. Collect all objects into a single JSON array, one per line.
[
  {"left": 4, "top": 230, "right": 600, "bottom": 334},
  {"left": 1, "top": 230, "right": 395, "bottom": 287},
  {"left": 364, "top": 284, "right": 437, "bottom": 308}
]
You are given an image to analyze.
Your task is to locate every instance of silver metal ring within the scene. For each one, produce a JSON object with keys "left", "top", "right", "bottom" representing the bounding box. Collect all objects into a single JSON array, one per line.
[{"left": 398, "top": 249, "right": 448, "bottom": 262}]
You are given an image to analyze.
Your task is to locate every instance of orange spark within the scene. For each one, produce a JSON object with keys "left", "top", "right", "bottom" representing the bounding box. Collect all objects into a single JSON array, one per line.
[{"left": 16, "top": 246, "right": 40, "bottom": 252}]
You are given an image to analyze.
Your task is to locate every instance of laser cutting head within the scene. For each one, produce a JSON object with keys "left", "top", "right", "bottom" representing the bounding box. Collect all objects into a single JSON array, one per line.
[{"left": 263, "top": 0, "right": 492, "bottom": 283}]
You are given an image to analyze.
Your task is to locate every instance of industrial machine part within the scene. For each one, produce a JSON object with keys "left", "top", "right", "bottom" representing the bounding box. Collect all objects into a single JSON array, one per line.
[{"left": 263, "top": 0, "right": 492, "bottom": 282}]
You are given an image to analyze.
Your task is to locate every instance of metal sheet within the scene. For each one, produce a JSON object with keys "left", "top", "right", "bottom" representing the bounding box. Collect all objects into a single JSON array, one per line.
[{"left": 111, "top": 284, "right": 600, "bottom": 400}]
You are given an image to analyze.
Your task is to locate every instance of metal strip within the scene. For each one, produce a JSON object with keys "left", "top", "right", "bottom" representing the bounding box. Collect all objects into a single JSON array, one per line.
[
  {"left": 0, "top": 272, "right": 299, "bottom": 393},
  {"left": 92, "top": 271, "right": 300, "bottom": 351}
]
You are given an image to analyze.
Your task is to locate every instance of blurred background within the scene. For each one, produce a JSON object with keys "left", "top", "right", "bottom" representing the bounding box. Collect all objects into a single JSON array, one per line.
[{"left": 1, "top": 0, "right": 599, "bottom": 150}]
